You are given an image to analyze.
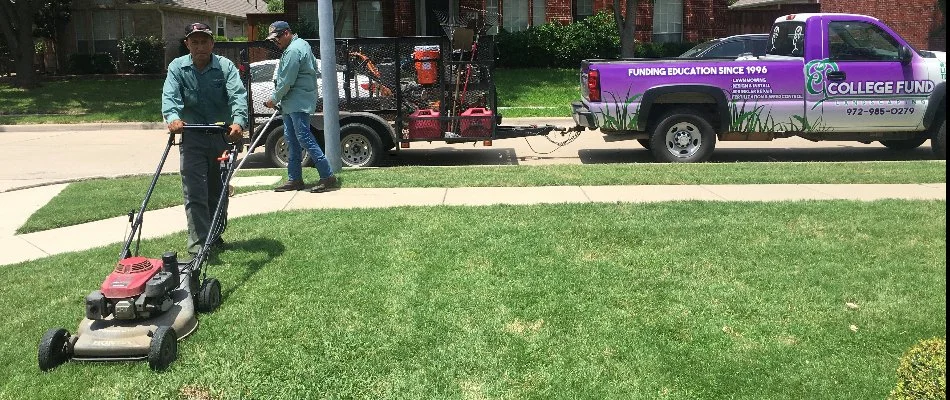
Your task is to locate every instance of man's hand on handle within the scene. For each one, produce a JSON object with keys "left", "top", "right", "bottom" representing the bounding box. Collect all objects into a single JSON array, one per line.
[
  {"left": 227, "top": 123, "right": 243, "bottom": 144},
  {"left": 167, "top": 119, "right": 184, "bottom": 135},
  {"left": 264, "top": 99, "right": 276, "bottom": 109}
]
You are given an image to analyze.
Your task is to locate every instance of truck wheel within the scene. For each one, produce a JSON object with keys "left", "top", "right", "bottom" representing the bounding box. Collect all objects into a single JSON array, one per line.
[
  {"left": 879, "top": 137, "right": 927, "bottom": 150},
  {"left": 637, "top": 139, "right": 652, "bottom": 150},
  {"left": 650, "top": 109, "right": 717, "bottom": 163},
  {"left": 933, "top": 119, "right": 946, "bottom": 159},
  {"left": 38, "top": 328, "right": 71, "bottom": 371},
  {"left": 264, "top": 125, "right": 315, "bottom": 168},
  {"left": 148, "top": 326, "right": 177, "bottom": 371},
  {"left": 340, "top": 123, "right": 383, "bottom": 167}
]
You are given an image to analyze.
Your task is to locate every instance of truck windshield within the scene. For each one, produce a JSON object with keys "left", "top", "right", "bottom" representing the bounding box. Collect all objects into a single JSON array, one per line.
[{"left": 767, "top": 21, "right": 806, "bottom": 57}]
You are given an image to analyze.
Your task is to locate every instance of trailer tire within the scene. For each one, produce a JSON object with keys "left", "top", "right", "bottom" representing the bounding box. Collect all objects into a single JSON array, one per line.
[
  {"left": 264, "top": 125, "right": 317, "bottom": 168},
  {"left": 38, "top": 328, "right": 71, "bottom": 371},
  {"left": 650, "top": 109, "right": 717, "bottom": 163},
  {"left": 932, "top": 119, "right": 946, "bottom": 159},
  {"left": 879, "top": 137, "right": 927, "bottom": 150},
  {"left": 340, "top": 123, "right": 383, "bottom": 167},
  {"left": 637, "top": 139, "right": 652, "bottom": 150}
]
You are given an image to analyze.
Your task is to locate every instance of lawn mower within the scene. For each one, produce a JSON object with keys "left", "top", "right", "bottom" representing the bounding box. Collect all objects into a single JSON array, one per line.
[{"left": 38, "top": 112, "right": 280, "bottom": 371}]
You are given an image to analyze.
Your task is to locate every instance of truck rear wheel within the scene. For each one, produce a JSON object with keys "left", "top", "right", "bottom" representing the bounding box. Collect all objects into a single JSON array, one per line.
[
  {"left": 879, "top": 137, "right": 927, "bottom": 150},
  {"left": 933, "top": 119, "right": 946, "bottom": 159},
  {"left": 650, "top": 109, "right": 716, "bottom": 163},
  {"left": 340, "top": 123, "right": 383, "bottom": 167}
]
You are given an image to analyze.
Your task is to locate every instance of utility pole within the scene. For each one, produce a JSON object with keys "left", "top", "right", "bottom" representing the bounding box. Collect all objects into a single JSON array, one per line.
[{"left": 318, "top": 0, "right": 342, "bottom": 171}]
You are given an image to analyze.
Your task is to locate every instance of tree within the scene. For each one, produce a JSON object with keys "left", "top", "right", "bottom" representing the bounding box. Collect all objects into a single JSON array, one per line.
[
  {"left": 613, "top": 0, "right": 638, "bottom": 58},
  {"left": 33, "top": 0, "right": 71, "bottom": 75},
  {"left": 265, "top": 0, "right": 284, "bottom": 13},
  {"left": 0, "top": 0, "right": 42, "bottom": 87}
]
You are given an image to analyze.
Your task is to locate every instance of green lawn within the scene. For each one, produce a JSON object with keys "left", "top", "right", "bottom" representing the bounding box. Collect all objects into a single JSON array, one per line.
[
  {"left": 0, "top": 78, "right": 163, "bottom": 125},
  {"left": 16, "top": 161, "right": 947, "bottom": 234},
  {"left": 1, "top": 201, "right": 945, "bottom": 399},
  {"left": 0, "top": 69, "right": 577, "bottom": 125}
]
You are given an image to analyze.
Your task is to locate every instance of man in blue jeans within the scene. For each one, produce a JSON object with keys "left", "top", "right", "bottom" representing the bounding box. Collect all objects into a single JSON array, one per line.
[{"left": 264, "top": 21, "right": 339, "bottom": 193}]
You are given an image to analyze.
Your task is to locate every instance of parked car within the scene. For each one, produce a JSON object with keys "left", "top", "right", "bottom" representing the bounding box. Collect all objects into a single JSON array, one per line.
[
  {"left": 679, "top": 34, "right": 769, "bottom": 58},
  {"left": 248, "top": 59, "right": 376, "bottom": 119}
]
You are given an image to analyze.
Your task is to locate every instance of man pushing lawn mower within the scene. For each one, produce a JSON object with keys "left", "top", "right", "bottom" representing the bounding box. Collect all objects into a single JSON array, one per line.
[
  {"left": 162, "top": 22, "right": 247, "bottom": 257},
  {"left": 36, "top": 22, "right": 260, "bottom": 372}
]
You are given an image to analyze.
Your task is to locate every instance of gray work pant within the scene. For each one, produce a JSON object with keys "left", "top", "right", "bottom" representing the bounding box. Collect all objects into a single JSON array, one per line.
[{"left": 180, "top": 132, "right": 229, "bottom": 254}]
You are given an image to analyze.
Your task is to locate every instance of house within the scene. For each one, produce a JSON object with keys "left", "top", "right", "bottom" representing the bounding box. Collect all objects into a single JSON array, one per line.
[
  {"left": 64, "top": 0, "right": 269, "bottom": 68},
  {"left": 270, "top": 0, "right": 734, "bottom": 43},
  {"left": 267, "top": 0, "right": 943, "bottom": 51}
]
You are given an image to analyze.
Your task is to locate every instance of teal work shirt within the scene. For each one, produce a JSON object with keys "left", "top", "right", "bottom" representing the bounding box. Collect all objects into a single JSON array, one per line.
[
  {"left": 162, "top": 54, "right": 248, "bottom": 129},
  {"left": 271, "top": 35, "right": 318, "bottom": 114}
]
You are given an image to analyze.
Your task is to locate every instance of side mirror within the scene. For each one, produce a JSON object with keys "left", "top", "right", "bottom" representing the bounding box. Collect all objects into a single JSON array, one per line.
[{"left": 899, "top": 45, "right": 913, "bottom": 65}]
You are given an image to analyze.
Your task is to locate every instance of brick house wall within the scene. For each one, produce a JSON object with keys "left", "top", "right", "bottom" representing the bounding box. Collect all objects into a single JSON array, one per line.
[{"left": 821, "top": 0, "right": 945, "bottom": 50}]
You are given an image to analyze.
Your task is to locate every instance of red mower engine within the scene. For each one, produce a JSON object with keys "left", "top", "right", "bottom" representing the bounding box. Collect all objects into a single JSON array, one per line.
[{"left": 85, "top": 252, "right": 180, "bottom": 320}]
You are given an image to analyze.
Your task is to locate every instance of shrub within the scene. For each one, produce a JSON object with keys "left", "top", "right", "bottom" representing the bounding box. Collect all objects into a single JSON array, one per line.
[
  {"left": 888, "top": 337, "right": 946, "bottom": 400},
  {"left": 67, "top": 53, "right": 116, "bottom": 74},
  {"left": 118, "top": 36, "right": 165, "bottom": 73},
  {"left": 214, "top": 35, "right": 229, "bottom": 42}
]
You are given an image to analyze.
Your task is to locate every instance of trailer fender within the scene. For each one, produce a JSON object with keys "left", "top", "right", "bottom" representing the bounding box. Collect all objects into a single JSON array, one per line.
[{"left": 308, "top": 111, "right": 397, "bottom": 149}]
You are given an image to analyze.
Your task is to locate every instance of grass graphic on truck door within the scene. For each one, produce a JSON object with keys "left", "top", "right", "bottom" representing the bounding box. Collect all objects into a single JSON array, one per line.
[{"left": 729, "top": 99, "right": 830, "bottom": 133}]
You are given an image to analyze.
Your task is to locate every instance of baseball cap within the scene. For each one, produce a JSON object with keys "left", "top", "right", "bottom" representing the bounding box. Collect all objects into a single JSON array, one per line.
[
  {"left": 266, "top": 21, "right": 290, "bottom": 41},
  {"left": 185, "top": 22, "right": 213, "bottom": 39}
]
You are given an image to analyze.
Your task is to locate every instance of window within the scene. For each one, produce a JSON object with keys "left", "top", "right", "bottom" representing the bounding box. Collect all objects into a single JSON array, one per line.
[
  {"left": 532, "top": 1, "right": 545, "bottom": 26},
  {"left": 575, "top": 0, "right": 594, "bottom": 20},
  {"left": 298, "top": 1, "right": 319, "bottom": 37},
  {"left": 485, "top": 0, "right": 499, "bottom": 34},
  {"left": 828, "top": 21, "right": 900, "bottom": 61},
  {"left": 216, "top": 16, "right": 226, "bottom": 37},
  {"left": 357, "top": 1, "right": 383, "bottom": 37},
  {"left": 767, "top": 21, "right": 806, "bottom": 57},
  {"left": 92, "top": 11, "right": 119, "bottom": 54},
  {"left": 503, "top": 0, "right": 529, "bottom": 32},
  {"left": 705, "top": 40, "right": 744, "bottom": 57},
  {"left": 652, "top": 0, "right": 683, "bottom": 43}
]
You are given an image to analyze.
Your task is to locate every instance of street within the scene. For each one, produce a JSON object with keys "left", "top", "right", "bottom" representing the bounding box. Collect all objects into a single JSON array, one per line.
[{"left": 0, "top": 119, "right": 938, "bottom": 192}]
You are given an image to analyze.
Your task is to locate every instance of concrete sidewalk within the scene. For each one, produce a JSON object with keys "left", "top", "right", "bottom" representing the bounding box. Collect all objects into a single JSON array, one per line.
[{"left": 0, "top": 182, "right": 945, "bottom": 266}]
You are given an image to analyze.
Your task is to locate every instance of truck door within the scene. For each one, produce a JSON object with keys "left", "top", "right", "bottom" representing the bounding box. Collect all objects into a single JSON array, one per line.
[{"left": 809, "top": 20, "right": 929, "bottom": 131}]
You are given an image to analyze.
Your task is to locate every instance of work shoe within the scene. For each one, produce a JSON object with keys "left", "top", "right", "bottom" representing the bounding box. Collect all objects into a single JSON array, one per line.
[
  {"left": 273, "top": 179, "right": 304, "bottom": 192},
  {"left": 309, "top": 176, "right": 340, "bottom": 193}
]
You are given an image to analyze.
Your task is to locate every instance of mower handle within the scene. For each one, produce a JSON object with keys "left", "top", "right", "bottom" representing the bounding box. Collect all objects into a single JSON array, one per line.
[{"left": 181, "top": 124, "right": 230, "bottom": 133}]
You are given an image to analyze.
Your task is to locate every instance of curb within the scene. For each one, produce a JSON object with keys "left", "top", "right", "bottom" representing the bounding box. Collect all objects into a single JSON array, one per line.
[{"left": 0, "top": 122, "right": 166, "bottom": 132}]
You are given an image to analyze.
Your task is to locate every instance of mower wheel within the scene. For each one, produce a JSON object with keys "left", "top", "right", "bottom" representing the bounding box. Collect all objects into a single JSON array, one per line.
[
  {"left": 149, "top": 326, "right": 177, "bottom": 371},
  {"left": 197, "top": 278, "right": 222, "bottom": 312},
  {"left": 38, "top": 328, "right": 71, "bottom": 371}
]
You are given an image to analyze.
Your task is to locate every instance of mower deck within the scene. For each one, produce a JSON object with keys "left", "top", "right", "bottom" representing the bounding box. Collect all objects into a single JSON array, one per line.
[{"left": 70, "top": 267, "right": 198, "bottom": 361}]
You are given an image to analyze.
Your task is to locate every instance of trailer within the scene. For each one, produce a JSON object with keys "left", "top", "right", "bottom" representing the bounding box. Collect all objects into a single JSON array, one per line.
[{"left": 215, "top": 32, "right": 575, "bottom": 168}]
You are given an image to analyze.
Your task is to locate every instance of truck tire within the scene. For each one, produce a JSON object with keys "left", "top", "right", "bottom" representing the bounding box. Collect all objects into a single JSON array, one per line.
[
  {"left": 879, "top": 137, "right": 927, "bottom": 150},
  {"left": 340, "top": 123, "right": 383, "bottom": 167},
  {"left": 650, "top": 109, "right": 717, "bottom": 163},
  {"left": 264, "top": 125, "right": 315, "bottom": 168},
  {"left": 933, "top": 119, "right": 946, "bottom": 159}
]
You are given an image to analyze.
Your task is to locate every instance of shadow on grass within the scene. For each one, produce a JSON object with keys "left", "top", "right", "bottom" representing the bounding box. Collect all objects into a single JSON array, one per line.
[{"left": 208, "top": 237, "right": 285, "bottom": 301}]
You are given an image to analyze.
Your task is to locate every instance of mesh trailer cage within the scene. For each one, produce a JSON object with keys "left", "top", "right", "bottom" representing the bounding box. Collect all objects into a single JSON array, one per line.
[{"left": 213, "top": 35, "right": 498, "bottom": 142}]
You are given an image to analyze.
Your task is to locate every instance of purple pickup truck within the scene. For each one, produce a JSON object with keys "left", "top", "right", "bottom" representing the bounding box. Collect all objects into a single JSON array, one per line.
[{"left": 571, "top": 13, "right": 946, "bottom": 162}]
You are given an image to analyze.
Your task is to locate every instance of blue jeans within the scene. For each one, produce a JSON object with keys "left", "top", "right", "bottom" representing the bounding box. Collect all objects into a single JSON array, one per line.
[{"left": 282, "top": 112, "right": 333, "bottom": 181}]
